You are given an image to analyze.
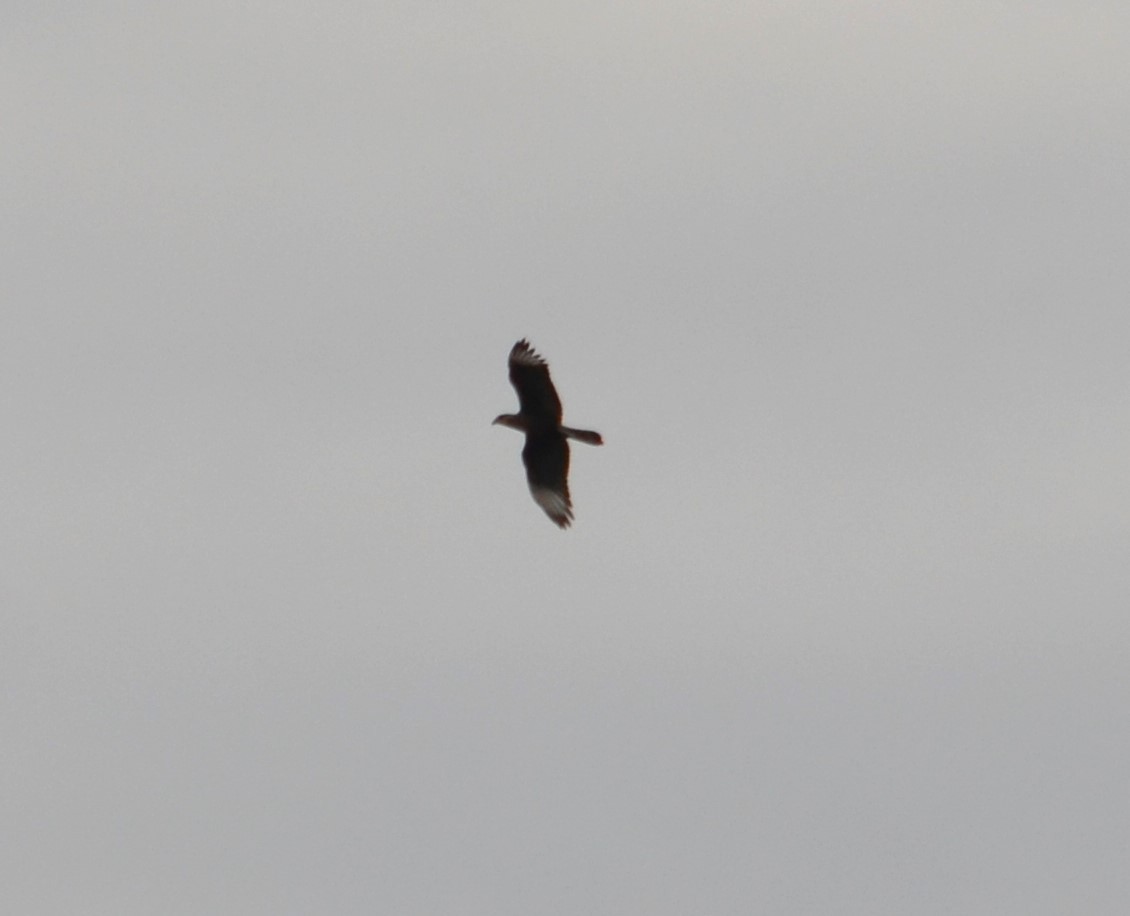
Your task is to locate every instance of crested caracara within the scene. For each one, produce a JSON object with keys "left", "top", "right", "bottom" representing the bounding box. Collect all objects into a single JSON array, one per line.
[{"left": 493, "top": 339, "right": 603, "bottom": 528}]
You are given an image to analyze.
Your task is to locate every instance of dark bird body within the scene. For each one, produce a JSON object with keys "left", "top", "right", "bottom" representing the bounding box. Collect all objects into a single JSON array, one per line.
[{"left": 493, "top": 339, "right": 603, "bottom": 527}]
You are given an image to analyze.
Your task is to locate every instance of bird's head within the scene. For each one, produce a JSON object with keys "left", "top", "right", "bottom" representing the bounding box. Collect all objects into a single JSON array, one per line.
[{"left": 492, "top": 413, "right": 526, "bottom": 431}]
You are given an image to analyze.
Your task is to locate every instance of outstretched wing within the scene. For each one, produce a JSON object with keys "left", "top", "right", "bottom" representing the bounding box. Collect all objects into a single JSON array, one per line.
[
  {"left": 522, "top": 431, "right": 573, "bottom": 528},
  {"left": 508, "top": 339, "right": 562, "bottom": 427}
]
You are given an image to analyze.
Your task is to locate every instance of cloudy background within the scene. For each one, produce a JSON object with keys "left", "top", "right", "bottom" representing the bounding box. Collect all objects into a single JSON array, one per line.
[{"left": 4, "top": 2, "right": 1129, "bottom": 913}]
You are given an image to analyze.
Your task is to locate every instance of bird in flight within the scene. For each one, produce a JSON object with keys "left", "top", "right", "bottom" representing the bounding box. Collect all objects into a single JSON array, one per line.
[{"left": 493, "top": 339, "right": 603, "bottom": 528}]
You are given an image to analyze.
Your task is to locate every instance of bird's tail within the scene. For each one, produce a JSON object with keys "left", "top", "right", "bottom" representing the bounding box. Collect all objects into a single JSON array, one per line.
[{"left": 561, "top": 426, "right": 603, "bottom": 446}]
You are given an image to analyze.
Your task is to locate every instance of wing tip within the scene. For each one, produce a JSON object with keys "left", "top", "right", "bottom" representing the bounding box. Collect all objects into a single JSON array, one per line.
[
  {"left": 530, "top": 485, "right": 574, "bottom": 529},
  {"left": 510, "top": 338, "right": 548, "bottom": 368}
]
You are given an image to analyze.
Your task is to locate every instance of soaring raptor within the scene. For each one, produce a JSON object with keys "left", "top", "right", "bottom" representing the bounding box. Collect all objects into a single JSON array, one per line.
[{"left": 493, "top": 339, "right": 603, "bottom": 528}]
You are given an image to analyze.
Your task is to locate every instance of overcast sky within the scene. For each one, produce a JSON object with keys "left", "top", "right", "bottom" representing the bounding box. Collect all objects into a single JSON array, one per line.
[{"left": 4, "top": 2, "right": 1129, "bottom": 913}]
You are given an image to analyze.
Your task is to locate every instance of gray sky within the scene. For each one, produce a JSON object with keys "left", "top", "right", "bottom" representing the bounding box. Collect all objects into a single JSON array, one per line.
[{"left": 4, "top": 2, "right": 1129, "bottom": 913}]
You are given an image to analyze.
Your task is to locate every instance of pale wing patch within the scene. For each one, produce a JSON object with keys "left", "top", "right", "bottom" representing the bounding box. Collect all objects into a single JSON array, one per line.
[{"left": 529, "top": 485, "right": 573, "bottom": 528}]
